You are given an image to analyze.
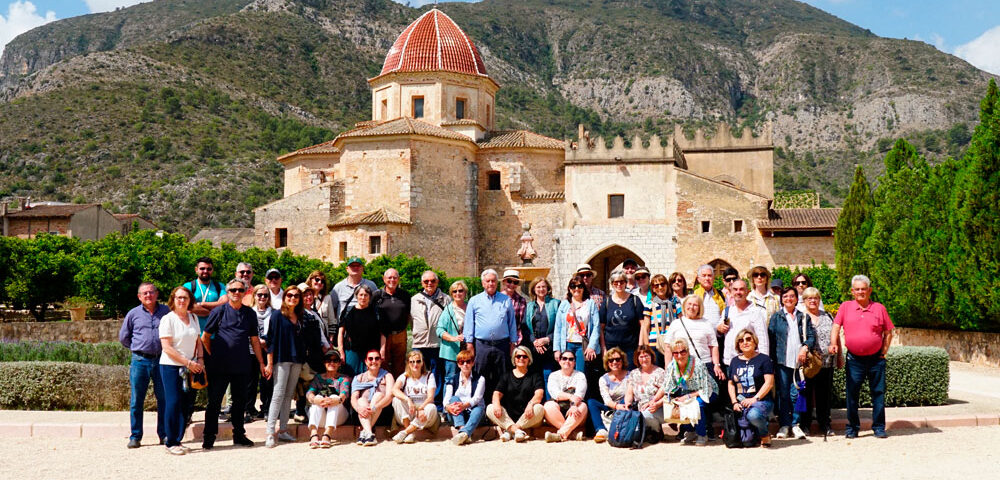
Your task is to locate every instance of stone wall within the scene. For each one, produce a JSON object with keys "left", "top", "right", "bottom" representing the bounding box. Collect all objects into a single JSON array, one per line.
[
  {"left": 759, "top": 235, "right": 836, "bottom": 268},
  {"left": 891, "top": 327, "right": 1000, "bottom": 368},
  {"left": 1, "top": 320, "right": 120, "bottom": 343},
  {"left": 254, "top": 183, "right": 336, "bottom": 259},
  {"left": 553, "top": 224, "right": 677, "bottom": 291},
  {"left": 5, "top": 216, "right": 71, "bottom": 238}
]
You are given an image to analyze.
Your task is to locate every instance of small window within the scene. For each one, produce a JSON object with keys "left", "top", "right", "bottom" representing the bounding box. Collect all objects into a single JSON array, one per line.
[
  {"left": 701, "top": 221, "right": 711, "bottom": 233},
  {"left": 412, "top": 96, "right": 424, "bottom": 118},
  {"left": 487, "top": 171, "right": 502, "bottom": 190},
  {"left": 456, "top": 99, "right": 466, "bottom": 119},
  {"left": 380, "top": 99, "right": 388, "bottom": 120},
  {"left": 275, "top": 228, "right": 288, "bottom": 248},
  {"left": 338, "top": 242, "right": 348, "bottom": 261},
  {"left": 608, "top": 194, "right": 624, "bottom": 218},
  {"left": 733, "top": 220, "right": 743, "bottom": 233},
  {"left": 369, "top": 236, "right": 381, "bottom": 255},
  {"left": 486, "top": 104, "right": 492, "bottom": 126}
]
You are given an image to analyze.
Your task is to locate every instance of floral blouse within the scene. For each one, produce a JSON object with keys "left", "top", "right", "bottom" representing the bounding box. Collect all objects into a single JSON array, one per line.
[
  {"left": 664, "top": 359, "right": 717, "bottom": 401},
  {"left": 809, "top": 311, "right": 835, "bottom": 368},
  {"left": 627, "top": 367, "right": 667, "bottom": 409},
  {"left": 599, "top": 372, "right": 629, "bottom": 405}
]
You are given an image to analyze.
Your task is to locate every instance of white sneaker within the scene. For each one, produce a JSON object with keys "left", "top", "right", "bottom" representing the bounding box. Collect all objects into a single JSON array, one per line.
[
  {"left": 514, "top": 430, "right": 528, "bottom": 442},
  {"left": 792, "top": 425, "right": 807, "bottom": 439},
  {"left": 594, "top": 429, "right": 608, "bottom": 443},
  {"left": 544, "top": 431, "right": 562, "bottom": 443},
  {"left": 499, "top": 431, "right": 511, "bottom": 442},
  {"left": 403, "top": 433, "right": 416, "bottom": 444},
  {"left": 776, "top": 426, "right": 790, "bottom": 439},
  {"left": 452, "top": 432, "right": 469, "bottom": 446},
  {"left": 265, "top": 435, "right": 276, "bottom": 448},
  {"left": 392, "top": 431, "right": 407, "bottom": 444},
  {"left": 166, "top": 445, "right": 186, "bottom": 455},
  {"left": 681, "top": 431, "right": 697, "bottom": 444}
]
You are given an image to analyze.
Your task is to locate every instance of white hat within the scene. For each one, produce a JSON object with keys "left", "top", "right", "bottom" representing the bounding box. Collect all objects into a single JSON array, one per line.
[
  {"left": 575, "top": 263, "right": 594, "bottom": 274},
  {"left": 502, "top": 269, "right": 521, "bottom": 280}
]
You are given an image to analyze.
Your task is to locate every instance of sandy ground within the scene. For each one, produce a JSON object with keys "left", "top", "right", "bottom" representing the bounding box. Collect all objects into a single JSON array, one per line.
[{"left": 1, "top": 426, "right": 999, "bottom": 479}]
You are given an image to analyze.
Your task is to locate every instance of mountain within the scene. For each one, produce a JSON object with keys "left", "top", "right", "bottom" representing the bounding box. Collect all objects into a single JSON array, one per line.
[{"left": 0, "top": 0, "right": 993, "bottom": 233}]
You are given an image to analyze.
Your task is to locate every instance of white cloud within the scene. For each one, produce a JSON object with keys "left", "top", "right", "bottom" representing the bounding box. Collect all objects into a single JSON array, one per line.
[
  {"left": 954, "top": 25, "right": 1000, "bottom": 76},
  {"left": 930, "top": 33, "right": 946, "bottom": 51},
  {"left": 0, "top": 1, "right": 57, "bottom": 59},
  {"left": 84, "top": 1, "right": 149, "bottom": 14}
]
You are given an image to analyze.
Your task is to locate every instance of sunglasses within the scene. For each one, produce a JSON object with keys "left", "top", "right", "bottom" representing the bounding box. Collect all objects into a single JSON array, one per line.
[
  {"left": 504, "top": 279, "right": 520, "bottom": 285},
  {"left": 367, "top": 356, "right": 382, "bottom": 362},
  {"left": 579, "top": 273, "right": 593, "bottom": 278},
  {"left": 751, "top": 272, "right": 767, "bottom": 278},
  {"left": 724, "top": 277, "right": 738, "bottom": 282},
  {"left": 672, "top": 350, "right": 688, "bottom": 356},
  {"left": 255, "top": 293, "right": 268, "bottom": 298},
  {"left": 451, "top": 289, "right": 466, "bottom": 294},
  {"left": 422, "top": 279, "right": 437, "bottom": 284},
  {"left": 608, "top": 357, "right": 623, "bottom": 363},
  {"left": 238, "top": 270, "right": 253, "bottom": 275},
  {"left": 611, "top": 280, "right": 626, "bottom": 286},
  {"left": 514, "top": 354, "right": 529, "bottom": 360},
  {"left": 794, "top": 281, "right": 808, "bottom": 286},
  {"left": 285, "top": 293, "right": 300, "bottom": 299},
  {"left": 228, "top": 288, "right": 246, "bottom": 293},
  {"left": 652, "top": 282, "right": 667, "bottom": 288},
  {"left": 311, "top": 278, "right": 325, "bottom": 284},
  {"left": 560, "top": 356, "right": 575, "bottom": 361},
  {"left": 673, "top": 279, "right": 685, "bottom": 284},
  {"left": 458, "top": 359, "right": 473, "bottom": 365},
  {"left": 738, "top": 338, "right": 755, "bottom": 344},
  {"left": 198, "top": 267, "right": 213, "bottom": 271},
  {"left": 408, "top": 359, "right": 423, "bottom": 364},
  {"left": 569, "top": 284, "right": 583, "bottom": 290}
]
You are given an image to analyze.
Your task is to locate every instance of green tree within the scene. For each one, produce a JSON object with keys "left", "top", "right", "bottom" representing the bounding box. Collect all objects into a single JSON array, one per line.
[
  {"left": 834, "top": 165, "right": 874, "bottom": 299},
  {"left": 6, "top": 234, "right": 80, "bottom": 320},
  {"left": 949, "top": 79, "right": 1000, "bottom": 331}
]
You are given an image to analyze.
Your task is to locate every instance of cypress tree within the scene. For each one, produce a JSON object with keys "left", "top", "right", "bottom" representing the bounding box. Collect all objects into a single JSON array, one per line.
[{"left": 834, "top": 165, "right": 874, "bottom": 299}]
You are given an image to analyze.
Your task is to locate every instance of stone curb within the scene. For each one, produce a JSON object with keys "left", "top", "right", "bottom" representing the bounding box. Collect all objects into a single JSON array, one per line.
[{"left": 1, "top": 414, "right": 990, "bottom": 441}]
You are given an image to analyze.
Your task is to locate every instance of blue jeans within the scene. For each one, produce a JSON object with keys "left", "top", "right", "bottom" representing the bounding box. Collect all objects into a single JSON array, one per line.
[
  {"left": 774, "top": 364, "right": 800, "bottom": 428},
  {"left": 448, "top": 396, "right": 485, "bottom": 436},
  {"left": 345, "top": 350, "right": 365, "bottom": 377},
  {"left": 678, "top": 393, "right": 716, "bottom": 436},
  {"left": 744, "top": 399, "right": 774, "bottom": 437},
  {"left": 845, "top": 353, "right": 887, "bottom": 434},
  {"left": 159, "top": 364, "right": 186, "bottom": 447},
  {"left": 586, "top": 398, "right": 621, "bottom": 432},
  {"left": 129, "top": 353, "right": 165, "bottom": 442},
  {"left": 442, "top": 360, "right": 458, "bottom": 393},
  {"left": 418, "top": 347, "right": 444, "bottom": 407}
]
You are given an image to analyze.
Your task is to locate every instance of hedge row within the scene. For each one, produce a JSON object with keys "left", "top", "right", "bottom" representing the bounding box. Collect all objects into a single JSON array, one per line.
[
  {"left": 831, "top": 346, "right": 950, "bottom": 407},
  {"left": 0, "top": 341, "right": 129, "bottom": 366},
  {"left": 0, "top": 362, "right": 139, "bottom": 410}
]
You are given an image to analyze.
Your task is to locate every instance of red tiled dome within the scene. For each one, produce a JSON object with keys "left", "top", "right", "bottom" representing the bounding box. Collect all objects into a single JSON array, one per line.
[{"left": 380, "top": 9, "right": 488, "bottom": 77}]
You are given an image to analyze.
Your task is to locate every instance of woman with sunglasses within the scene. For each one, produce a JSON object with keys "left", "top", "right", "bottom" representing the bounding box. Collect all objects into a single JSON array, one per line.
[
  {"left": 486, "top": 345, "right": 545, "bottom": 442},
  {"left": 601, "top": 269, "right": 646, "bottom": 368},
  {"left": 768, "top": 287, "right": 815, "bottom": 440},
  {"left": 728, "top": 329, "right": 775, "bottom": 447},
  {"left": 265, "top": 286, "right": 306, "bottom": 448},
  {"left": 293, "top": 283, "right": 333, "bottom": 423},
  {"left": 444, "top": 349, "right": 486, "bottom": 445},
  {"left": 390, "top": 350, "right": 439, "bottom": 443},
  {"left": 554, "top": 275, "right": 600, "bottom": 374},
  {"left": 525, "top": 276, "right": 559, "bottom": 388},
  {"left": 747, "top": 266, "right": 779, "bottom": 321},
  {"left": 305, "top": 350, "right": 349, "bottom": 449},
  {"left": 624, "top": 345, "right": 667, "bottom": 433},
  {"left": 586, "top": 347, "right": 629, "bottom": 443},
  {"left": 351, "top": 350, "right": 394, "bottom": 446},
  {"left": 663, "top": 295, "right": 722, "bottom": 379},
  {"left": 437, "top": 280, "right": 469, "bottom": 393},
  {"left": 246, "top": 284, "right": 273, "bottom": 421},
  {"left": 799, "top": 287, "right": 835, "bottom": 437},
  {"left": 306, "top": 270, "right": 338, "bottom": 342},
  {"left": 792, "top": 273, "right": 824, "bottom": 313},
  {"left": 646, "top": 273, "right": 681, "bottom": 366},
  {"left": 663, "top": 338, "right": 717, "bottom": 446},
  {"left": 669, "top": 272, "right": 688, "bottom": 301},
  {"left": 542, "top": 349, "right": 589, "bottom": 442},
  {"left": 338, "top": 285, "right": 385, "bottom": 376}
]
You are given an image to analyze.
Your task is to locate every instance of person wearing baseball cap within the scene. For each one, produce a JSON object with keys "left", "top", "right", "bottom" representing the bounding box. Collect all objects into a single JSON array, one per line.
[{"left": 264, "top": 269, "right": 283, "bottom": 310}]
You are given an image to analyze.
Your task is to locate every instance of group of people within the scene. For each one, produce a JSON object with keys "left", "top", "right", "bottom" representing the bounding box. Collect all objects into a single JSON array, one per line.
[{"left": 120, "top": 256, "right": 894, "bottom": 454}]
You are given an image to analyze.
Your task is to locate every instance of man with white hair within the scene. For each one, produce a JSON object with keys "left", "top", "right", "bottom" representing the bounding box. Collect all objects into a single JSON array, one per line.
[
  {"left": 830, "top": 274, "right": 894, "bottom": 439},
  {"left": 463, "top": 268, "right": 517, "bottom": 396},
  {"left": 693, "top": 265, "right": 725, "bottom": 327}
]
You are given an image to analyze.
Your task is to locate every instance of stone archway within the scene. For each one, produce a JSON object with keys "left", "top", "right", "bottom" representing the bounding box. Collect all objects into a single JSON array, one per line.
[{"left": 586, "top": 245, "right": 645, "bottom": 293}]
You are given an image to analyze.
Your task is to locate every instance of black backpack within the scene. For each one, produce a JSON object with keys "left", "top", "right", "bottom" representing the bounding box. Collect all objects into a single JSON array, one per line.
[{"left": 723, "top": 407, "right": 759, "bottom": 448}]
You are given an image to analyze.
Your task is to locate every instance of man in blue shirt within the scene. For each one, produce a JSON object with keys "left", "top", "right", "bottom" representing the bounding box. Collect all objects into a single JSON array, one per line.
[
  {"left": 464, "top": 269, "right": 517, "bottom": 397},
  {"left": 118, "top": 282, "right": 170, "bottom": 449},
  {"left": 200, "top": 279, "right": 268, "bottom": 449},
  {"left": 184, "top": 257, "right": 228, "bottom": 331}
]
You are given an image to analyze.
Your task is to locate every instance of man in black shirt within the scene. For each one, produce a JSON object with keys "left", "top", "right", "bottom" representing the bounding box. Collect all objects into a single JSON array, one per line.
[{"left": 372, "top": 268, "right": 411, "bottom": 377}]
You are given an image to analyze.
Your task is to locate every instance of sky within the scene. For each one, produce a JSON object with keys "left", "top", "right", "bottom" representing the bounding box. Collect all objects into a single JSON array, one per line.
[{"left": 1, "top": 0, "right": 999, "bottom": 74}]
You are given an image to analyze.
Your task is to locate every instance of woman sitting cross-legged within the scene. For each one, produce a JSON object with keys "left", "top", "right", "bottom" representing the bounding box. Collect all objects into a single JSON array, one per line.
[
  {"left": 306, "top": 350, "right": 350, "bottom": 449},
  {"left": 444, "top": 349, "right": 486, "bottom": 445},
  {"left": 663, "top": 338, "right": 717, "bottom": 446},
  {"left": 542, "top": 350, "right": 589, "bottom": 442},
  {"left": 586, "top": 347, "right": 629, "bottom": 443},
  {"left": 350, "top": 350, "right": 394, "bottom": 446},
  {"left": 485, "top": 345, "right": 545, "bottom": 442},
  {"left": 390, "top": 350, "right": 439, "bottom": 444}
]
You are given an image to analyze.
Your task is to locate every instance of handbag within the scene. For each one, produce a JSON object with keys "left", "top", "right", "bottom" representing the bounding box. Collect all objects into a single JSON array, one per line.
[
  {"left": 186, "top": 352, "right": 207, "bottom": 390},
  {"left": 799, "top": 314, "right": 822, "bottom": 378}
]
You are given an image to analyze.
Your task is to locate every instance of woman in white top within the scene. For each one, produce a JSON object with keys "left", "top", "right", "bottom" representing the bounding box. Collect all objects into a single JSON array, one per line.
[
  {"left": 391, "top": 350, "right": 439, "bottom": 443},
  {"left": 444, "top": 349, "right": 486, "bottom": 445},
  {"left": 664, "top": 294, "right": 722, "bottom": 378},
  {"left": 158, "top": 286, "right": 203, "bottom": 455},
  {"left": 542, "top": 350, "right": 589, "bottom": 442},
  {"left": 747, "top": 266, "right": 780, "bottom": 321},
  {"left": 553, "top": 276, "right": 601, "bottom": 373}
]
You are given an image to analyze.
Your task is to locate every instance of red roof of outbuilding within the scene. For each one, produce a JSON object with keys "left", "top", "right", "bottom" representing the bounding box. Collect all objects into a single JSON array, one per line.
[{"left": 380, "top": 8, "right": 488, "bottom": 77}]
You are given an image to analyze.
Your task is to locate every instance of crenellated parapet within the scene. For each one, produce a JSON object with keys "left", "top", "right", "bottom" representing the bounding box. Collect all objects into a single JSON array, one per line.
[
  {"left": 565, "top": 124, "right": 674, "bottom": 164},
  {"left": 673, "top": 122, "right": 773, "bottom": 150}
]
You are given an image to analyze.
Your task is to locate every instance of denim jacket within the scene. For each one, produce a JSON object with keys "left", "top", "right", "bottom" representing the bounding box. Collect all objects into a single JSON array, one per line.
[
  {"left": 768, "top": 308, "right": 816, "bottom": 368},
  {"left": 553, "top": 298, "right": 601, "bottom": 353}
]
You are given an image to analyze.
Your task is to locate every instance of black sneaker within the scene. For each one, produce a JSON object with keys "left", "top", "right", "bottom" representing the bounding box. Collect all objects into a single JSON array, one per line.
[
  {"left": 202, "top": 436, "right": 215, "bottom": 450},
  {"left": 127, "top": 438, "right": 141, "bottom": 449},
  {"left": 233, "top": 436, "right": 255, "bottom": 447}
]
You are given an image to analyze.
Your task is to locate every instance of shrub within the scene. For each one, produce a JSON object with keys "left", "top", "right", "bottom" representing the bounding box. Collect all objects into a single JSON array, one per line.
[
  {"left": 0, "top": 341, "right": 130, "bottom": 365},
  {"left": 832, "top": 346, "right": 949, "bottom": 407},
  {"left": 0, "top": 362, "right": 138, "bottom": 410}
]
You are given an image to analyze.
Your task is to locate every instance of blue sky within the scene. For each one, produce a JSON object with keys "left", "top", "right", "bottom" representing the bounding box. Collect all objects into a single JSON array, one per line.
[{"left": 3, "top": 0, "right": 999, "bottom": 74}]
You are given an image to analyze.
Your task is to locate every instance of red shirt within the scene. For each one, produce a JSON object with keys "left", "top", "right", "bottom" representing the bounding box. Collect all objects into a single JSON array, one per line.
[{"left": 834, "top": 300, "right": 894, "bottom": 356}]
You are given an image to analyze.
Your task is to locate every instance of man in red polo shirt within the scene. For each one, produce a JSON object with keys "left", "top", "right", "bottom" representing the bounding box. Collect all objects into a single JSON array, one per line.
[{"left": 830, "top": 274, "right": 894, "bottom": 439}]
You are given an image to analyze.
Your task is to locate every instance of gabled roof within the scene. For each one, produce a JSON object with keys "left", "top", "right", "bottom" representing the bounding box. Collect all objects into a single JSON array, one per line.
[
  {"left": 5, "top": 204, "right": 96, "bottom": 218},
  {"left": 335, "top": 117, "right": 474, "bottom": 144},
  {"left": 328, "top": 208, "right": 411, "bottom": 228},
  {"left": 379, "top": 8, "right": 488, "bottom": 78},
  {"left": 478, "top": 130, "right": 566, "bottom": 150},
  {"left": 757, "top": 208, "right": 841, "bottom": 231},
  {"left": 277, "top": 140, "right": 340, "bottom": 162}
]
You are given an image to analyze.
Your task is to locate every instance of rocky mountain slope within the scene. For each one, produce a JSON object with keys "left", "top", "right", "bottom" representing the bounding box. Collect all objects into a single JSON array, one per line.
[{"left": 0, "top": 0, "right": 993, "bottom": 233}]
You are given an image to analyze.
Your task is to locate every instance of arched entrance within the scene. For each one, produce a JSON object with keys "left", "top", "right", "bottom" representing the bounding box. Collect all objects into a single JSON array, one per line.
[
  {"left": 708, "top": 258, "right": 734, "bottom": 279},
  {"left": 586, "top": 245, "right": 645, "bottom": 293}
]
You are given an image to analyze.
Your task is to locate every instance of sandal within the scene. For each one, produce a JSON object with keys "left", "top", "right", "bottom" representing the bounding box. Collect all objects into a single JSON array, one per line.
[
  {"left": 760, "top": 435, "right": 772, "bottom": 448},
  {"left": 320, "top": 434, "right": 332, "bottom": 448},
  {"left": 309, "top": 434, "right": 319, "bottom": 449}
]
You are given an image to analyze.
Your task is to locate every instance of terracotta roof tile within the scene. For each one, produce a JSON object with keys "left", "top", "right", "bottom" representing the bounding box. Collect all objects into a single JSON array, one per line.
[
  {"left": 380, "top": 9, "right": 487, "bottom": 77},
  {"left": 336, "top": 117, "right": 472, "bottom": 143},
  {"left": 478, "top": 130, "right": 566, "bottom": 150},
  {"left": 758, "top": 208, "right": 841, "bottom": 230},
  {"left": 328, "top": 208, "right": 411, "bottom": 227},
  {"left": 5, "top": 204, "right": 96, "bottom": 218},
  {"left": 277, "top": 140, "right": 340, "bottom": 161}
]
